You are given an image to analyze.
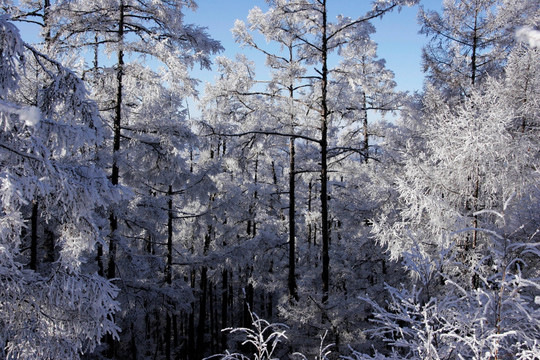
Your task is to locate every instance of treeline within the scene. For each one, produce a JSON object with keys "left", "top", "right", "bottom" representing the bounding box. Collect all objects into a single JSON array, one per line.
[{"left": 0, "top": 1, "right": 538, "bottom": 359}]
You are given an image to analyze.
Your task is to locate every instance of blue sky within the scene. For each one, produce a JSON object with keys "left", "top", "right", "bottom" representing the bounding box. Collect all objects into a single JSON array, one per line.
[
  {"left": 15, "top": 0, "right": 443, "bottom": 112},
  {"left": 184, "top": 0, "right": 443, "bottom": 97}
]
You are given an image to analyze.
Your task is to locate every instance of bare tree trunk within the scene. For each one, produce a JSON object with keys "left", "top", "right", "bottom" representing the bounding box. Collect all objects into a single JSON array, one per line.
[
  {"left": 165, "top": 186, "right": 174, "bottom": 360},
  {"left": 471, "top": 9, "right": 478, "bottom": 87},
  {"left": 210, "top": 283, "right": 218, "bottom": 354},
  {"left": 42, "top": 0, "right": 51, "bottom": 46},
  {"left": 30, "top": 200, "right": 38, "bottom": 271},
  {"left": 188, "top": 270, "right": 195, "bottom": 359},
  {"left": 288, "top": 137, "right": 298, "bottom": 301},
  {"left": 287, "top": 45, "right": 299, "bottom": 300},
  {"left": 105, "top": 4, "right": 124, "bottom": 357},
  {"left": 107, "top": 0, "right": 124, "bottom": 281},
  {"left": 320, "top": 0, "right": 330, "bottom": 308},
  {"left": 130, "top": 322, "right": 137, "bottom": 360},
  {"left": 173, "top": 314, "right": 179, "bottom": 350},
  {"left": 362, "top": 92, "right": 369, "bottom": 163},
  {"left": 197, "top": 226, "right": 212, "bottom": 358},
  {"left": 196, "top": 267, "right": 208, "bottom": 359},
  {"left": 242, "top": 267, "right": 254, "bottom": 328},
  {"left": 221, "top": 269, "right": 228, "bottom": 351},
  {"left": 267, "top": 262, "right": 273, "bottom": 318},
  {"left": 43, "top": 227, "right": 54, "bottom": 262}
]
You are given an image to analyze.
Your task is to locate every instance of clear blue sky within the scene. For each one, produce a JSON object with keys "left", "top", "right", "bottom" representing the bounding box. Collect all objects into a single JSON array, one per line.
[
  {"left": 15, "top": 0, "right": 443, "bottom": 111},
  {"left": 184, "top": 0, "right": 443, "bottom": 97}
]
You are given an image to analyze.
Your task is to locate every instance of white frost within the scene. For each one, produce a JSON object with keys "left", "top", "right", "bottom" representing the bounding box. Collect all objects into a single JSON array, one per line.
[
  {"left": 516, "top": 26, "right": 540, "bottom": 48},
  {"left": 19, "top": 106, "right": 40, "bottom": 127}
]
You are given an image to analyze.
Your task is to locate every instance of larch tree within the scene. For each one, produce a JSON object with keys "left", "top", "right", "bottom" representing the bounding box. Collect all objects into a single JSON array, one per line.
[
  {"left": 257, "top": 0, "right": 419, "bottom": 315},
  {"left": 1, "top": 0, "right": 67, "bottom": 289},
  {"left": 52, "top": 0, "right": 220, "bottom": 277},
  {"left": 333, "top": 37, "right": 402, "bottom": 162},
  {"left": 0, "top": 15, "right": 120, "bottom": 359},
  {"left": 208, "top": 3, "right": 315, "bottom": 303},
  {"left": 364, "top": 41, "right": 540, "bottom": 359},
  {"left": 48, "top": 0, "right": 223, "bottom": 357},
  {"left": 200, "top": 52, "right": 297, "bottom": 344},
  {"left": 418, "top": 0, "right": 538, "bottom": 98},
  {"left": 199, "top": 2, "right": 419, "bottom": 352},
  {"left": 346, "top": 3, "right": 540, "bottom": 358}
]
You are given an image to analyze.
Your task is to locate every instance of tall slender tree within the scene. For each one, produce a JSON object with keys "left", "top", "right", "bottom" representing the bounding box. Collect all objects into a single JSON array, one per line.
[
  {"left": 49, "top": 1, "right": 222, "bottom": 356},
  {"left": 0, "top": 15, "right": 120, "bottom": 359},
  {"left": 259, "top": 0, "right": 418, "bottom": 311}
]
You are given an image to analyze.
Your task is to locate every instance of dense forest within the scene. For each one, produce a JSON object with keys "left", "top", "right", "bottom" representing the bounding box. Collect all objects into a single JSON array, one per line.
[{"left": 0, "top": 0, "right": 539, "bottom": 359}]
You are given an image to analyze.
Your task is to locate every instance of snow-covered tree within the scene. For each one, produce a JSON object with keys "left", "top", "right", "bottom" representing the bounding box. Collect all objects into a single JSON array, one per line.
[
  {"left": 0, "top": 15, "right": 120, "bottom": 359},
  {"left": 43, "top": 1, "right": 224, "bottom": 358},
  {"left": 359, "top": 18, "right": 540, "bottom": 360},
  {"left": 418, "top": 0, "right": 539, "bottom": 98},
  {"left": 333, "top": 34, "right": 402, "bottom": 162},
  {"left": 199, "top": 1, "right": 418, "bottom": 355},
  {"left": 250, "top": 1, "right": 419, "bottom": 326}
]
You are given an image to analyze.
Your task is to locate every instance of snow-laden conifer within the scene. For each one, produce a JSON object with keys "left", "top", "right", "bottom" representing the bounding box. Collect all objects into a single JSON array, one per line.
[{"left": 0, "top": 16, "right": 120, "bottom": 359}]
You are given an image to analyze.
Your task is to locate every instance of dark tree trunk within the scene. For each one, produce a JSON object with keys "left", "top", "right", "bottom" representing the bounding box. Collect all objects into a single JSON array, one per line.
[
  {"left": 43, "top": 227, "right": 54, "bottom": 262},
  {"left": 210, "top": 283, "right": 218, "bottom": 354},
  {"left": 130, "top": 322, "right": 137, "bottom": 360},
  {"left": 165, "top": 186, "right": 174, "bottom": 360},
  {"left": 221, "top": 269, "right": 228, "bottom": 351},
  {"left": 188, "top": 270, "right": 195, "bottom": 359},
  {"left": 362, "top": 92, "right": 369, "bottom": 163},
  {"left": 197, "top": 226, "right": 212, "bottom": 358},
  {"left": 196, "top": 267, "right": 208, "bottom": 359},
  {"left": 107, "top": 0, "right": 124, "bottom": 282},
  {"left": 173, "top": 314, "right": 179, "bottom": 349},
  {"left": 471, "top": 11, "right": 478, "bottom": 87},
  {"left": 30, "top": 200, "right": 38, "bottom": 271},
  {"left": 42, "top": 0, "right": 51, "bottom": 47},
  {"left": 320, "top": 0, "right": 330, "bottom": 307},
  {"left": 288, "top": 137, "right": 298, "bottom": 301},
  {"left": 106, "top": 6, "right": 124, "bottom": 357}
]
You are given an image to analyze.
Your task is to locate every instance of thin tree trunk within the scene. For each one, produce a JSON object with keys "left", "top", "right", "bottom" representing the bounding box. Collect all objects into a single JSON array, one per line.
[
  {"left": 228, "top": 270, "right": 234, "bottom": 327},
  {"left": 92, "top": 30, "right": 104, "bottom": 276},
  {"left": 188, "top": 270, "right": 195, "bottom": 359},
  {"left": 197, "top": 226, "right": 212, "bottom": 358},
  {"left": 247, "top": 157, "right": 258, "bottom": 237},
  {"left": 362, "top": 92, "right": 369, "bottom": 163},
  {"left": 43, "top": 227, "right": 54, "bottom": 262},
  {"left": 267, "top": 261, "right": 273, "bottom": 318},
  {"left": 197, "top": 267, "right": 208, "bottom": 359},
  {"left": 288, "top": 137, "right": 298, "bottom": 301},
  {"left": 173, "top": 314, "right": 179, "bottom": 349},
  {"left": 308, "top": 180, "right": 313, "bottom": 246},
  {"left": 210, "top": 283, "right": 217, "bottom": 354},
  {"left": 165, "top": 186, "right": 174, "bottom": 360},
  {"left": 287, "top": 43, "right": 299, "bottom": 301},
  {"left": 221, "top": 269, "right": 228, "bottom": 351},
  {"left": 320, "top": 0, "right": 330, "bottom": 307},
  {"left": 106, "top": 6, "right": 124, "bottom": 357},
  {"left": 471, "top": 9, "right": 478, "bottom": 87},
  {"left": 242, "top": 267, "right": 254, "bottom": 328},
  {"left": 130, "top": 322, "right": 137, "bottom": 360},
  {"left": 42, "top": 0, "right": 51, "bottom": 48},
  {"left": 30, "top": 200, "right": 38, "bottom": 271},
  {"left": 107, "top": 0, "right": 124, "bottom": 282}
]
